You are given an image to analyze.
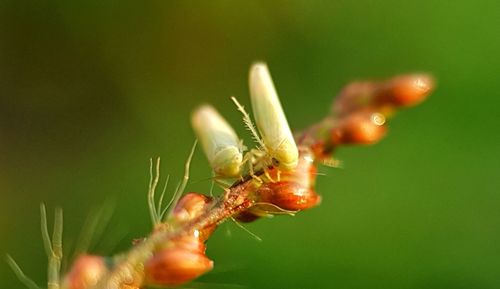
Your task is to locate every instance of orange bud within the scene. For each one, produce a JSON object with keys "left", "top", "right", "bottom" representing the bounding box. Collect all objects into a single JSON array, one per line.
[
  {"left": 250, "top": 148, "right": 320, "bottom": 212},
  {"left": 258, "top": 182, "right": 321, "bottom": 211},
  {"left": 63, "top": 255, "right": 108, "bottom": 289},
  {"left": 331, "top": 111, "right": 387, "bottom": 145},
  {"left": 172, "top": 192, "right": 216, "bottom": 241},
  {"left": 173, "top": 193, "right": 213, "bottom": 223},
  {"left": 145, "top": 247, "right": 213, "bottom": 287},
  {"left": 379, "top": 74, "right": 434, "bottom": 107}
]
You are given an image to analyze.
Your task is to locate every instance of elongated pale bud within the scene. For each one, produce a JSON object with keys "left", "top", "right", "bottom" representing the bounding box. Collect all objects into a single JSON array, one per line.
[
  {"left": 146, "top": 196, "right": 215, "bottom": 287},
  {"left": 249, "top": 62, "right": 298, "bottom": 170},
  {"left": 191, "top": 105, "right": 243, "bottom": 178},
  {"left": 62, "top": 255, "right": 108, "bottom": 289},
  {"left": 145, "top": 246, "right": 213, "bottom": 287}
]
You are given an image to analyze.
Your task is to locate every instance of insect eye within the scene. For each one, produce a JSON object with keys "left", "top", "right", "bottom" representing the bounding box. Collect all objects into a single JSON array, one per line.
[{"left": 272, "top": 158, "right": 280, "bottom": 167}]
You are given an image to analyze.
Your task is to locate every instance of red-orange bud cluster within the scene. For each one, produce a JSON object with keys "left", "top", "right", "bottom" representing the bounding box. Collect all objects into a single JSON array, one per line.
[
  {"left": 172, "top": 193, "right": 213, "bottom": 223},
  {"left": 379, "top": 74, "right": 434, "bottom": 107},
  {"left": 236, "top": 148, "right": 320, "bottom": 221},
  {"left": 62, "top": 255, "right": 108, "bottom": 289},
  {"left": 171, "top": 192, "right": 216, "bottom": 241},
  {"left": 145, "top": 236, "right": 213, "bottom": 287},
  {"left": 333, "top": 74, "right": 434, "bottom": 117},
  {"left": 322, "top": 74, "right": 434, "bottom": 151},
  {"left": 258, "top": 181, "right": 321, "bottom": 211},
  {"left": 145, "top": 192, "right": 216, "bottom": 287},
  {"left": 330, "top": 110, "right": 387, "bottom": 145}
]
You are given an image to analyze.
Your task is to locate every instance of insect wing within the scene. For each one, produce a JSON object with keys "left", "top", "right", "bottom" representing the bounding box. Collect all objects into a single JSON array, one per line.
[
  {"left": 249, "top": 63, "right": 298, "bottom": 170},
  {"left": 191, "top": 105, "right": 243, "bottom": 177}
]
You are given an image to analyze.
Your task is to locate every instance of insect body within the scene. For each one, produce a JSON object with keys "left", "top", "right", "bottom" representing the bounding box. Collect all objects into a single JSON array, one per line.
[
  {"left": 191, "top": 105, "right": 243, "bottom": 178},
  {"left": 235, "top": 147, "right": 321, "bottom": 222},
  {"left": 257, "top": 147, "right": 320, "bottom": 211},
  {"left": 248, "top": 62, "right": 299, "bottom": 171}
]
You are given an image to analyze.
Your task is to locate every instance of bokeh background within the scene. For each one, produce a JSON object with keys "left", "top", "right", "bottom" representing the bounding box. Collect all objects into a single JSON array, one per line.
[{"left": 1, "top": 1, "right": 499, "bottom": 288}]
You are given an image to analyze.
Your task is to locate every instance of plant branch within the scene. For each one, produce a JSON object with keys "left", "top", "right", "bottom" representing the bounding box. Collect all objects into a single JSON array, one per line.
[{"left": 88, "top": 72, "right": 434, "bottom": 289}]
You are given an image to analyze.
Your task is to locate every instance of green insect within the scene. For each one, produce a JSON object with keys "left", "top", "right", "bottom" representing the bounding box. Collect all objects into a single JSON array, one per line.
[
  {"left": 248, "top": 62, "right": 298, "bottom": 171},
  {"left": 191, "top": 105, "right": 244, "bottom": 178}
]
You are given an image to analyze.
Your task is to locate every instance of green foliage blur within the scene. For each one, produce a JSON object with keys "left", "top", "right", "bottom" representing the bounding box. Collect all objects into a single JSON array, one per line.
[{"left": 1, "top": 1, "right": 499, "bottom": 288}]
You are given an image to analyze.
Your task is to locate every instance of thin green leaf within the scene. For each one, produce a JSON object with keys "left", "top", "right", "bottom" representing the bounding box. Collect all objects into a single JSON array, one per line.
[{"left": 6, "top": 255, "right": 41, "bottom": 289}]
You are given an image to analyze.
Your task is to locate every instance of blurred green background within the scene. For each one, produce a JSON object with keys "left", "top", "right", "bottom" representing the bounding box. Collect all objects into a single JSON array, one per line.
[{"left": 1, "top": 1, "right": 499, "bottom": 288}]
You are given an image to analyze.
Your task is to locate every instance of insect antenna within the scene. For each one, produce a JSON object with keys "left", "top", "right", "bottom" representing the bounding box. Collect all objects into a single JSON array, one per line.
[{"left": 231, "top": 96, "right": 266, "bottom": 152}]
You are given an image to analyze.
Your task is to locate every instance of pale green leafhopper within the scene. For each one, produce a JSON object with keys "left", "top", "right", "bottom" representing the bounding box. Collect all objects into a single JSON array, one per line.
[
  {"left": 248, "top": 62, "right": 298, "bottom": 171},
  {"left": 191, "top": 105, "right": 243, "bottom": 178}
]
